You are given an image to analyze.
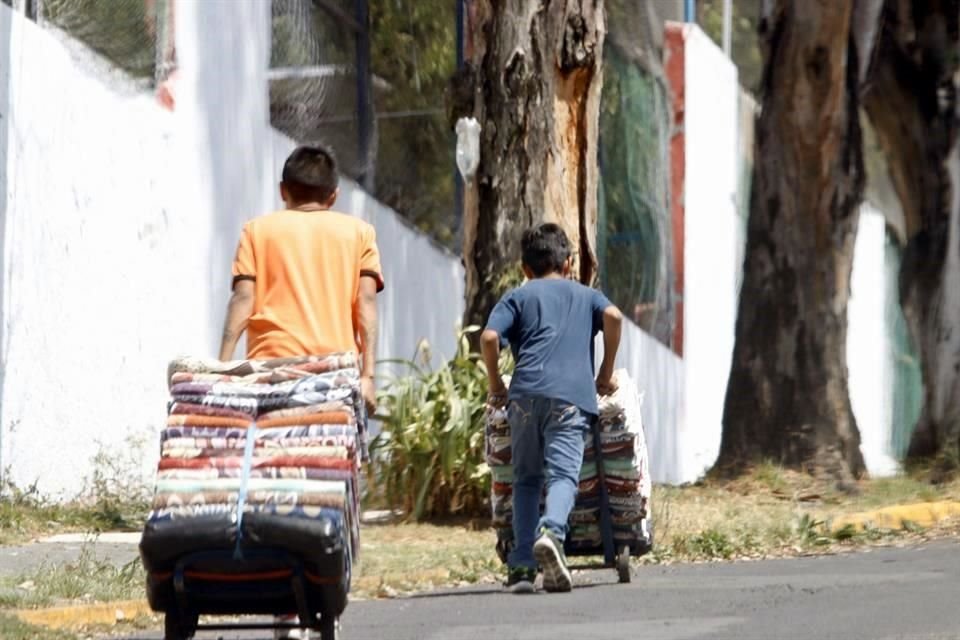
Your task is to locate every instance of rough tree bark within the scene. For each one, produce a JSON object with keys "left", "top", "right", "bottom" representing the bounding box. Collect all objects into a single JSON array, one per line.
[
  {"left": 715, "top": 0, "right": 866, "bottom": 481},
  {"left": 861, "top": 0, "right": 960, "bottom": 463},
  {"left": 450, "top": 1, "right": 605, "bottom": 334}
]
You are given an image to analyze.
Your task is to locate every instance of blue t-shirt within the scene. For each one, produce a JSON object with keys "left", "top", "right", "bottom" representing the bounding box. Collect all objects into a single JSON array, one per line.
[{"left": 486, "top": 278, "right": 612, "bottom": 415}]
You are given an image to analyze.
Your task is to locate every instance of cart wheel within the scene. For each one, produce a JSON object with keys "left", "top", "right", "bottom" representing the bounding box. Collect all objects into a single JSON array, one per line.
[
  {"left": 616, "top": 545, "right": 632, "bottom": 584},
  {"left": 318, "top": 615, "right": 341, "bottom": 640},
  {"left": 495, "top": 534, "right": 513, "bottom": 565},
  {"left": 163, "top": 610, "right": 197, "bottom": 640},
  {"left": 636, "top": 518, "right": 655, "bottom": 556}
]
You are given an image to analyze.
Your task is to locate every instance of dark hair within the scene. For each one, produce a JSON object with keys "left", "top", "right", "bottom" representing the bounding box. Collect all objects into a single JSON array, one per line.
[
  {"left": 521, "top": 223, "right": 571, "bottom": 277},
  {"left": 281, "top": 145, "right": 339, "bottom": 203}
]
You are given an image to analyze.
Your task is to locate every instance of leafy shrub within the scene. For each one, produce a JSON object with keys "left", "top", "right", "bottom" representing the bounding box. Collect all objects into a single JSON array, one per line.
[{"left": 369, "top": 328, "right": 511, "bottom": 521}]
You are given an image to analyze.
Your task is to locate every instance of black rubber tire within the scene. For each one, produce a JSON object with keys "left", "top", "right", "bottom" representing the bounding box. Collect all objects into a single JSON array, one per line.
[
  {"left": 616, "top": 545, "right": 631, "bottom": 584},
  {"left": 495, "top": 535, "right": 513, "bottom": 565},
  {"left": 319, "top": 615, "right": 340, "bottom": 640},
  {"left": 636, "top": 518, "right": 655, "bottom": 557},
  {"left": 163, "top": 610, "right": 197, "bottom": 640}
]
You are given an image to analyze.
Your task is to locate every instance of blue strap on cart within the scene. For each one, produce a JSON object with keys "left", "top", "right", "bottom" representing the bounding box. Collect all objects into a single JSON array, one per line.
[{"left": 233, "top": 420, "right": 259, "bottom": 560}]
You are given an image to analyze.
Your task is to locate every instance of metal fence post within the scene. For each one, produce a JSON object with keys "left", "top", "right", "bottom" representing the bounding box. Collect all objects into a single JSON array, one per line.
[
  {"left": 354, "top": 0, "right": 374, "bottom": 192},
  {"left": 454, "top": 0, "right": 465, "bottom": 243}
]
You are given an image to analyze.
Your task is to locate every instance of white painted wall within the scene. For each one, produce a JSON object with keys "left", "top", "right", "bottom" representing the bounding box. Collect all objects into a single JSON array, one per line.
[
  {"left": 0, "top": 3, "right": 463, "bottom": 496},
  {"left": 679, "top": 26, "right": 740, "bottom": 481},
  {"left": 848, "top": 205, "right": 900, "bottom": 476},
  {"left": 612, "top": 324, "right": 686, "bottom": 484}
]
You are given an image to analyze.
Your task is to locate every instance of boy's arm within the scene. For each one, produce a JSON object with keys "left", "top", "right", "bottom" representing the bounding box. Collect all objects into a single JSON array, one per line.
[
  {"left": 218, "top": 279, "right": 255, "bottom": 361},
  {"left": 596, "top": 305, "right": 623, "bottom": 395},
  {"left": 357, "top": 276, "right": 379, "bottom": 415},
  {"left": 481, "top": 329, "right": 508, "bottom": 407}
]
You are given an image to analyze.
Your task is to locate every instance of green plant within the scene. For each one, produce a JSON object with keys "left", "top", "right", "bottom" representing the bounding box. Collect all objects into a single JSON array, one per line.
[
  {"left": 795, "top": 514, "right": 832, "bottom": 546},
  {"left": 688, "top": 528, "right": 735, "bottom": 559},
  {"left": 82, "top": 436, "right": 151, "bottom": 530},
  {"left": 369, "top": 327, "right": 512, "bottom": 520}
]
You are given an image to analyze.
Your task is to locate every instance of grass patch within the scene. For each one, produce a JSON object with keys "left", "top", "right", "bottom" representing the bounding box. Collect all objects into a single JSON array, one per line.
[
  {"left": 0, "top": 495, "right": 146, "bottom": 546},
  {"left": 354, "top": 521, "right": 498, "bottom": 597},
  {"left": 646, "top": 465, "right": 960, "bottom": 564},
  {"left": 0, "top": 543, "right": 145, "bottom": 609},
  {"left": 0, "top": 612, "right": 75, "bottom": 640},
  {"left": 0, "top": 436, "right": 151, "bottom": 545}
]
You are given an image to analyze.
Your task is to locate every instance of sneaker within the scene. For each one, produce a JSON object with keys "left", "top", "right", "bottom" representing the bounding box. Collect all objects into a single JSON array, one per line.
[
  {"left": 504, "top": 566, "right": 537, "bottom": 594},
  {"left": 533, "top": 528, "right": 572, "bottom": 592}
]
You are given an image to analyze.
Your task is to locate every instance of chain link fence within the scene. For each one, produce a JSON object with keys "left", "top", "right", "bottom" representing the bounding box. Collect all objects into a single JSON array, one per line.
[
  {"left": 15, "top": 0, "right": 676, "bottom": 300},
  {"left": 598, "top": 0, "right": 676, "bottom": 348}
]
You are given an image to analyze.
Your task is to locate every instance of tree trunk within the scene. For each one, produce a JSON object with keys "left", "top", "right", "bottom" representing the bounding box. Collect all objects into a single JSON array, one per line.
[
  {"left": 453, "top": 0, "right": 605, "bottom": 334},
  {"left": 861, "top": 0, "right": 960, "bottom": 463},
  {"left": 715, "top": 0, "right": 866, "bottom": 481}
]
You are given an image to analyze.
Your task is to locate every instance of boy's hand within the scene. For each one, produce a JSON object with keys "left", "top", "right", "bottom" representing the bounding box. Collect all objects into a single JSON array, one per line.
[
  {"left": 487, "top": 378, "right": 508, "bottom": 408},
  {"left": 361, "top": 377, "right": 377, "bottom": 415},
  {"left": 596, "top": 375, "right": 618, "bottom": 397}
]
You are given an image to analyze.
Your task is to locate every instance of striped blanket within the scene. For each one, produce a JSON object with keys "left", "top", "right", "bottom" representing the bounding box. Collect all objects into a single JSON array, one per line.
[{"left": 141, "top": 353, "right": 365, "bottom": 577}]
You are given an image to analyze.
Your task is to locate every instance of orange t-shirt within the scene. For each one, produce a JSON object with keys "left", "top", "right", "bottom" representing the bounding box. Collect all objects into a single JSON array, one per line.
[{"left": 231, "top": 209, "right": 384, "bottom": 359}]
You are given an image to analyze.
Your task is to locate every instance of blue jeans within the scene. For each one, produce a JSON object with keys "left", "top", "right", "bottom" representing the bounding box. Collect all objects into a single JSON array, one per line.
[{"left": 507, "top": 397, "right": 590, "bottom": 569}]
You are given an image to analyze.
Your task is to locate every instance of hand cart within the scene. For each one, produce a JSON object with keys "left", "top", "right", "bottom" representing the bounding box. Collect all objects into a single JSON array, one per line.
[
  {"left": 146, "top": 547, "right": 348, "bottom": 640},
  {"left": 492, "top": 414, "right": 653, "bottom": 584}
]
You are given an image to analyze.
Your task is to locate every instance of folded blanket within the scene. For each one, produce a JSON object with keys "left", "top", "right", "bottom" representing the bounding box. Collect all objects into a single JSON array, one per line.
[
  {"left": 151, "top": 490, "right": 348, "bottom": 510},
  {"left": 158, "top": 455, "right": 354, "bottom": 471},
  {"left": 155, "top": 477, "right": 347, "bottom": 495},
  {"left": 161, "top": 424, "right": 357, "bottom": 442},
  {"left": 169, "top": 370, "right": 359, "bottom": 400},
  {"left": 156, "top": 467, "right": 355, "bottom": 482},
  {"left": 161, "top": 436, "right": 356, "bottom": 454},
  {"left": 257, "top": 412, "right": 355, "bottom": 428},
  {"left": 260, "top": 401, "right": 352, "bottom": 420},
  {"left": 167, "top": 353, "right": 357, "bottom": 385},
  {"left": 167, "top": 415, "right": 252, "bottom": 428},
  {"left": 168, "top": 402, "right": 253, "bottom": 420},
  {"left": 148, "top": 502, "right": 346, "bottom": 522},
  {"left": 160, "top": 446, "right": 351, "bottom": 460}
]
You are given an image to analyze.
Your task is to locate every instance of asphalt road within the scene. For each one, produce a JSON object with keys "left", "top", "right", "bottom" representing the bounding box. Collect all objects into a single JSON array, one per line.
[{"left": 118, "top": 539, "right": 960, "bottom": 640}]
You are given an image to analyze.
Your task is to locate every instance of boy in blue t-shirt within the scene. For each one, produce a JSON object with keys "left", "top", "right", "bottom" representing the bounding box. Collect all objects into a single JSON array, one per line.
[{"left": 481, "top": 223, "right": 623, "bottom": 594}]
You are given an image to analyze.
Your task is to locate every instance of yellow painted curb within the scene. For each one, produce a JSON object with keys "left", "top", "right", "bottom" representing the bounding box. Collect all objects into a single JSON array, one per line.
[
  {"left": 829, "top": 501, "right": 960, "bottom": 533},
  {"left": 14, "top": 599, "right": 153, "bottom": 630}
]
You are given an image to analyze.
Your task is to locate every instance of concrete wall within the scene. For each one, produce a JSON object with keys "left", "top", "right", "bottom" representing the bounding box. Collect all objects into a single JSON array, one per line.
[
  {"left": 848, "top": 205, "right": 900, "bottom": 475},
  {"left": 679, "top": 25, "right": 740, "bottom": 481},
  {"left": 0, "top": 3, "right": 462, "bottom": 495}
]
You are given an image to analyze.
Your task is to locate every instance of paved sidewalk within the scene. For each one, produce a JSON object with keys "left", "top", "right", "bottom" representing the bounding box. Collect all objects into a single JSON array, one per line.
[{"left": 0, "top": 532, "right": 140, "bottom": 577}]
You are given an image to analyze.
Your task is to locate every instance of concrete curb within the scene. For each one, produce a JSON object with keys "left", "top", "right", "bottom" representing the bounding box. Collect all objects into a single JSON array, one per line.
[
  {"left": 828, "top": 501, "right": 960, "bottom": 532},
  {"left": 14, "top": 599, "right": 152, "bottom": 630}
]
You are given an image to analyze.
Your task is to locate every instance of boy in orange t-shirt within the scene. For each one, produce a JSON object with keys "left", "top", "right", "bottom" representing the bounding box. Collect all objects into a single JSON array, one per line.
[{"left": 218, "top": 145, "right": 383, "bottom": 415}]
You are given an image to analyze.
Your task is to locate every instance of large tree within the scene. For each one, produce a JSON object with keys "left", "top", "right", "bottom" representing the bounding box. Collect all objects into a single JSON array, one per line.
[
  {"left": 715, "top": 0, "right": 867, "bottom": 481},
  {"left": 861, "top": 0, "right": 960, "bottom": 466},
  {"left": 451, "top": 0, "right": 605, "bottom": 332}
]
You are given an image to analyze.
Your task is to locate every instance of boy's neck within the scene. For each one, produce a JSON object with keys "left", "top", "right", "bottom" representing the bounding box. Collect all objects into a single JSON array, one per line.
[
  {"left": 288, "top": 202, "right": 330, "bottom": 212},
  {"left": 534, "top": 272, "right": 566, "bottom": 281}
]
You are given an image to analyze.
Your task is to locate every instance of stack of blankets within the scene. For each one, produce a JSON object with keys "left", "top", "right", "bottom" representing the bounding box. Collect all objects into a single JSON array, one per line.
[
  {"left": 140, "top": 353, "right": 366, "bottom": 587},
  {"left": 487, "top": 369, "right": 651, "bottom": 556}
]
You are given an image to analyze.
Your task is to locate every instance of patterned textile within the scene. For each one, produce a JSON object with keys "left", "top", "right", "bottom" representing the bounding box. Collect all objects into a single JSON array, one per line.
[
  {"left": 144, "top": 352, "right": 366, "bottom": 572},
  {"left": 167, "top": 353, "right": 358, "bottom": 382},
  {"left": 486, "top": 368, "right": 651, "bottom": 553}
]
